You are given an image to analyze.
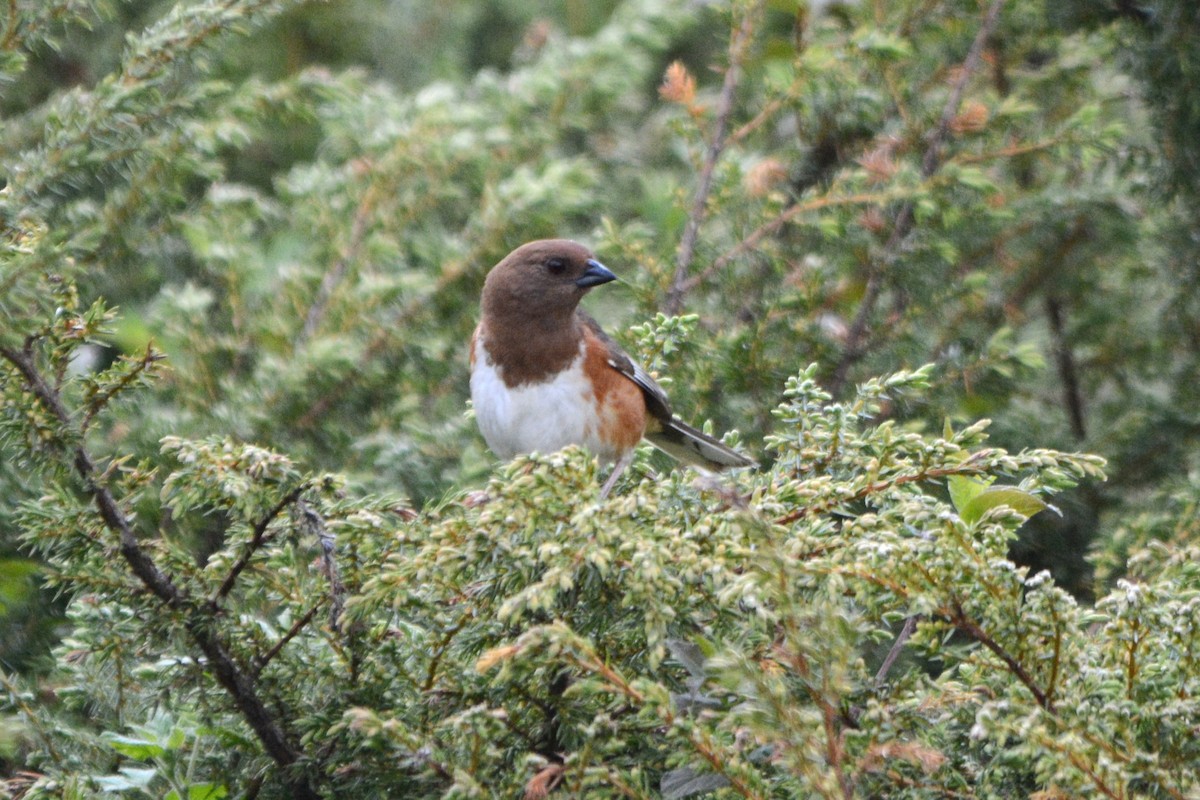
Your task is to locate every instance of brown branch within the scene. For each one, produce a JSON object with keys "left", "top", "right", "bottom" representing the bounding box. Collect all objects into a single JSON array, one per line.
[
  {"left": 254, "top": 603, "right": 322, "bottom": 678},
  {"left": 1045, "top": 295, "right": 1086, "bottom": 440},
  {"left": 1045, "top": 599, "right": 1063, "bottom": 710},
  {"left": 422, "top": 614, "right": 472, "bottom": 693},
  {"left": 0, "top": 343, "right": 320, "bottom": 800},
  {"left": 664, "top": 1, "right": 763, "bottom": 316},
  {"left": 211, "top": 482, "right": 311, "bottom": 605},
  {"left": 300, "top": 499, "right": 347, "bottom": 631},
  {"left": 81, "top": 345, "right": 166, "bottom": 433},
  {"left": 728, "top": 95, "right": 787, "bottom": 146},
  {"left": 828, "top": 0, "right": 1007, "bottom": 395},
  {"left": 954, "top": 136, "right": 1069, "bottom": 164},
  {"left": 773, "top": 452, "right": 994, "bottom": 526},
  {"left": 945, "top": 598, "right": 1052, "bottom": 713},
  {"left": 1, "top": 0, "right": 18, "bottom": 51},
  {"left": 873, "top": 614, "right": 919, "bottom": 688},
  {"left": 821, "top": 690, "right": 853, "bottom": 800},
  {"left": 1064, "top": 752, "right": 1123, "bottom": 800},
  {"left": 565, "top": 641, "right": 769, "bottom": 800}
]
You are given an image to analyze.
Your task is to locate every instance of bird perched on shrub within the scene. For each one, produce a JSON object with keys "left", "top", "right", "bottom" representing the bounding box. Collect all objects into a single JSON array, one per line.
[{"left": 470, "top": 239, "right": 755, "bottom": 497}]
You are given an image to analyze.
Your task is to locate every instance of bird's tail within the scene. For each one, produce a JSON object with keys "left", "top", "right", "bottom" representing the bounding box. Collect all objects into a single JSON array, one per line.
[{"left": 645, "top": 417, "right": 756, "bottom": 471}]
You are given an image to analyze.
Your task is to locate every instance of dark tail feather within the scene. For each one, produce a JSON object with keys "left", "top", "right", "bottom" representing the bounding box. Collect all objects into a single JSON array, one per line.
[{"left": 645, "top": 417, "right": 756, "bottom": 470}]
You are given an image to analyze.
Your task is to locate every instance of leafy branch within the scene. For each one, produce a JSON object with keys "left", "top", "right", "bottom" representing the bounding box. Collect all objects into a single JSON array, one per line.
[
  {"left": 210, "top": 481, "right": 312, "bottom": 606},
  {"left": 773, "top": 452, "right": 995, "bottom": 526},
  {"left": 0, "top": 340, "right": 322, "bottom": 800},
  {"left": 828, "top": 0, "right": 1007, "bottom": 394},
  {"left": 943, "top": 596, "right": 1053, "bottom": 712}
]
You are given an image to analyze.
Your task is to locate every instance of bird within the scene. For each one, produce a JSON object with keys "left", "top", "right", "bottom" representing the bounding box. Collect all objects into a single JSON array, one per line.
[{"left": 469, "top": 239, "right": 755, "bottom": 497}]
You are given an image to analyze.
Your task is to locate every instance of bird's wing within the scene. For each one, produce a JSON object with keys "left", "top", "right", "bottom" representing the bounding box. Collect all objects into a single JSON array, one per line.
[
  {"left": 577, "top": 312, "right": 673, "bottom": 423},
  {"left": 577, "top": 312, "right": 755, "bottom": 470}
]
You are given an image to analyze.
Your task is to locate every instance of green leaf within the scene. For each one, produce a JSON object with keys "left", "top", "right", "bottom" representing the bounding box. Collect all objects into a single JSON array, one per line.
[
  {"left": 854, "top": 29, "right": 913, "bottom": 59},
  {"left": 96, "top": 766, "right": 158, "bottom": 792},
  {"left": 166, "top": 725, "right": 187, "bottom": 751},
  {"left": 188, "top": 783, "right": 228, "bottom": 800},
  {"left": 961, "top": 487, "right": 1049, "bottom": 525},
  {"left": 103, "top": 733, "right": 165, "bottom": 760},
  {"left": 955, "top": 166, "right": 997, "bottom": 192},
  {"left": 948, "top": 474, "right": 992, "bottom": 516}
]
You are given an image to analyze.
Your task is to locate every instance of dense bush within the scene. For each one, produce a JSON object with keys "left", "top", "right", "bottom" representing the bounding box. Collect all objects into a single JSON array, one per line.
[{"left": 2, "top": 0, "right": 1199, "bottom": 797}]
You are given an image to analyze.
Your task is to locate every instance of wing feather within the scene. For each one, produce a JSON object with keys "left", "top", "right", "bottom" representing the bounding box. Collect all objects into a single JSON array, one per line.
[{"left": 577, "top": 312, "right": 755, "bottom": 470}]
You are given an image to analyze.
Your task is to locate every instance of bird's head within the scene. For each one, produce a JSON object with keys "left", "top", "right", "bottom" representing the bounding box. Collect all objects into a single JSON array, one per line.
[{"left": 481, "top": 239, "right": 616, "bottom": 324}]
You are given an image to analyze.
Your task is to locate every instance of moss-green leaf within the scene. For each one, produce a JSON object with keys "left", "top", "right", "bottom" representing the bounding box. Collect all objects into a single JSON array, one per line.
[
  {"left": 103, "top": 734, "right": 165, "bottom": 760},
  {"left": 947, "top": 474, "right": 992, "bottom": 515},
  {"left": 961, "top": 487, "right": 1049, "bottom": 525}
]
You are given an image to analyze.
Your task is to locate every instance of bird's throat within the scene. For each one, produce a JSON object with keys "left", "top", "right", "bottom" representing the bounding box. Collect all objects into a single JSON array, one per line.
[{"left": 480, "top": 311, "right": 583, "bottom": 388}]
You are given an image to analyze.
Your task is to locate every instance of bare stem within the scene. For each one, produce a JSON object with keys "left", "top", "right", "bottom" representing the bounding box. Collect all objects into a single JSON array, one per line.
[
  {"left": 873, "top": 615, "right": 919, "bottom": 688},
  {"left": 1046, "top": 294, "right": 1087, "bottom": 440},
  {"left": 774, "top": 452, "right": 994, "bottom": 526},
  {"left": 300, "top": 500, "right": 347, "bottom": 631},
  {"left": 300, "top": 184, "right": 379, "bottom": 343},
  {"left": 1, "top": 0, "right": 19, "bottom": 51},
  {"left": 255, "top": 603, "right": 322, "bottom": 677},
  {"left": 81, "top": 346, "right": 166, "bottom": 433},
  {"left": 665, "top": 1, "right": 763, "bottom": 315}
]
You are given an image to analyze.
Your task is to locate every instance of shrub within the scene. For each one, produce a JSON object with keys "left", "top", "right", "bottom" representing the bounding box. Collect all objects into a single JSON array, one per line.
[{"left": 3, "top": 0, "right": 1200, "bottom": 797}]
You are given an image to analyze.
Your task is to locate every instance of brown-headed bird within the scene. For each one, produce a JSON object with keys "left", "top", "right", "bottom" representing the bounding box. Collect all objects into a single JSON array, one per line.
[{"left": 469, "top": 239, "right": 754, "bottom": 497}]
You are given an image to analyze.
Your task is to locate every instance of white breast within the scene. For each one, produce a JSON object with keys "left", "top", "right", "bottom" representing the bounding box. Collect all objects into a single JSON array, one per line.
[{"left": 471, "top": 337, "right": 617, "bottom": 462}]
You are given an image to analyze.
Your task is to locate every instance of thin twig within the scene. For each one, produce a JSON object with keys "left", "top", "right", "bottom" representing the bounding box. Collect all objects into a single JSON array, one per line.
[
  {"left": 1045, "top": 599, "right": 1063, "bottom": 710},
  {"left": 81, "top": 345, "right": 166, "bottom": 433},
  {"left": 680, "top": 190, "right": 906, "bottom": 296},
  {"left": 821, "top": 688, "right": 854, "bottom": 800},
  {"left": 955, "top": 135, "right": 1069, "bottom": 164},
  {"left": 1046, "top": 295, "right": 1086, "bottom": 440},
  {"left": 211, "top": 482, "right": 310, "bottom": 605},
  {"left": 1, "top": 0, "right": 20, "bottom": 51},
  {"left": 665, "top": 1, "right": 763, "bottom": 315},
  {"left": 564, "top": 640, "right": 769, "bottom": 800},
  {"left": 0, "top": 671, "right": 62, "bottom": 763},
  {"left": 774, "top": 452, "right": 994, "bottom": 526},
  {"left": 873, "top": 615, "right": 919, "bottom": 688},
  {"left": 828, "top": 0, "right": 1007, "bottom": 395},
  {"left": 299, "top": 184, "right": 379, "bottom": 343},
  {"left": 946, "top": 597, "right": 1052, "bottom": 712},
  {"left": 254, "top": 603, "right": 322, "bottom": 677},
  {"left": 299, "top": 500, "right": 347, "bottom": 631},
  {"left": 728, "top": 95, "right": 787, "bottom": 146}
]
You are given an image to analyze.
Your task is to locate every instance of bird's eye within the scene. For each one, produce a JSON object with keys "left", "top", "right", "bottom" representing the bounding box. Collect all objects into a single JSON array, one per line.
[{"left": 545, "top": 258, "right": 567, "bottom": 275}]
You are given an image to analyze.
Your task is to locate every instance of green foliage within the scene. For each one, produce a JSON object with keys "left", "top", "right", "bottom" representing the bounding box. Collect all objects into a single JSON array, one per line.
[{"left": 2, "top": 0, "right": 1200, "bottom": 797}]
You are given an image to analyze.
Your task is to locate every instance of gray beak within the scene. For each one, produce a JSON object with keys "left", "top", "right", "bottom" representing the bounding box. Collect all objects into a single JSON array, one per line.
[{"left": 575, "top": 259, "right": 617, "bottom": 289}]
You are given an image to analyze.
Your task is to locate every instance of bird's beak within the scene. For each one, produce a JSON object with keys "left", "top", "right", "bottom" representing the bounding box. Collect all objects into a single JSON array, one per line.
[{"left": 575, "top": 259, "right": 617, "bottom": 289}]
